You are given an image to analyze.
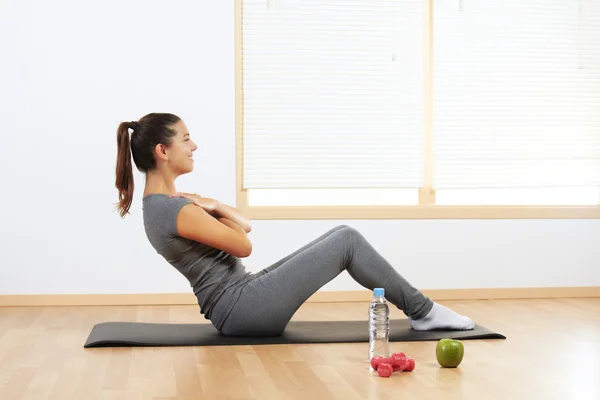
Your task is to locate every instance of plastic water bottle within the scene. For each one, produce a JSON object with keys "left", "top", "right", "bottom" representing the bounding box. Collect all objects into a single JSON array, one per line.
[{"left": 368, "top": 288, "right": 390, "bottom": 362}]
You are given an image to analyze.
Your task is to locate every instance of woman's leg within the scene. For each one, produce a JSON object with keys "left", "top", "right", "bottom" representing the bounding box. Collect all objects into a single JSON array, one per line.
[
  {"left": 219, "top": 225, "right": 474, "bottom": 336},
  {"left": 212, "top": 225, "right": 350, "bottom": 331},
  {"left": 258, "top": 225, "right": 349, "bottom": 275}
]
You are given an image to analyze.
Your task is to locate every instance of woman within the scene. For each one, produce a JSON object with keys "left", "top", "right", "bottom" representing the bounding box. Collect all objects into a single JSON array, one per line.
[{"left": 115, "top": 113, "right": 475, "bottom": 336}]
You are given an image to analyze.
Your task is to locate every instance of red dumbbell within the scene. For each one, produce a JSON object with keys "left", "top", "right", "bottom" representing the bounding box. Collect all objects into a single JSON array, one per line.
[
  {"left": 370, "top": 352, "right": 406, "bottom": 370},
  {"left": 377, "top": 363, "right": 394, "bottom": 378},
  {"left": 391, "top": 353, "right": 415, "bottom": 372},
  {"left": 371, "top": 353, "right": 414, "bottom": 370},
  {"left": 374, "top": 359, "right": 415, "bottom": 378},
  {"left": 404, "top": 358, "right": 416, "bottom": 372},
  {"left": 391, "top": 354, "right": 415, "bottom": 372}
]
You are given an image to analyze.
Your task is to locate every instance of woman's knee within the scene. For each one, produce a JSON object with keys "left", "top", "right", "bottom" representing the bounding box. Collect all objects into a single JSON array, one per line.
[
  {"left": 329, "top": 224, "right": 351, "bottom": 233},
  {"left": 332, "top": 224, "right": 360, "bottom": 235},
  {"left": 333, "top": 225, "right": 363, "bottom": 241},
  {"left": 326, "top": 225, "right": 367, "bottom": 254}
]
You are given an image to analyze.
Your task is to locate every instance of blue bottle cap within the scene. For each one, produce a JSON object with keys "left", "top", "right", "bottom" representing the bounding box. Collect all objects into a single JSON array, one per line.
[{"left": 374, "top": 288, "right": 385, "bottom": 297}]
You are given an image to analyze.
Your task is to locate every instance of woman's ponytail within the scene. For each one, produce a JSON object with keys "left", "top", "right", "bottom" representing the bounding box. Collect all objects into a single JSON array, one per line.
[{"left": 115, "top": 122, "right": 135, "bottom": 217}]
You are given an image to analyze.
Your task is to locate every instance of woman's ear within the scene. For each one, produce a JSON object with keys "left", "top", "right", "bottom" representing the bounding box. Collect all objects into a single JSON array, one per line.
[{"left": 154, "top": 143, "right": 169, "bottom": 161}]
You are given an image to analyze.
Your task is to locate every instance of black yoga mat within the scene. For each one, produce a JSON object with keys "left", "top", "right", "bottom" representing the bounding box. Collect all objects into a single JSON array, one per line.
[{"left": 84, "top": 319, "right": 505, "bottom": 348}]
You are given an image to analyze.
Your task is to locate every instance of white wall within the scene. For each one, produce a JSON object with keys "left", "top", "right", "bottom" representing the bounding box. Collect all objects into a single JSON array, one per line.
[{"left": 1, "top": 1, "right": 598, "bottom": 295}]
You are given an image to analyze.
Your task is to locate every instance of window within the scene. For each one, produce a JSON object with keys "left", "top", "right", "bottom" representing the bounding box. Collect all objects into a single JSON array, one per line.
[
  {"left": 239, "top": 0, "right": 424, "bottom": 207},
  {"left": 433, "top": 0, "right": 600, "bottom": 207},
  {"left": 236, "top": 0, "right": 600, "bottom": 219}
]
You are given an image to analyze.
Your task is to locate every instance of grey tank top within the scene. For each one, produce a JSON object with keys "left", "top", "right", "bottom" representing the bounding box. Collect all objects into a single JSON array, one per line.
[{"left": 142, "top": 194, "right": 252, "bottom": 320}]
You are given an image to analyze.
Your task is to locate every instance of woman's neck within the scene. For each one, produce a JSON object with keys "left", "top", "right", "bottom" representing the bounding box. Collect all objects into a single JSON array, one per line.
[{"left": 144, "top": 170, "right": 177, "bottom": 197}]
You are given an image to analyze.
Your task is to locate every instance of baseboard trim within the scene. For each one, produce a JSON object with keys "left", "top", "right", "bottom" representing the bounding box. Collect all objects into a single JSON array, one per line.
[
  {"left": 0, "top": 287, "right": 598, "bottom": 307},
  {"left": 308, "top": 287, "right": 600, "bottom": 302}
]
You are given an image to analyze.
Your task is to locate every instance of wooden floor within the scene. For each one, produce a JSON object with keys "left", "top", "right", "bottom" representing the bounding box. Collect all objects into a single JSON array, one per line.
[{"left": 0, "top": 298, "right": 599, "bottom": 400}]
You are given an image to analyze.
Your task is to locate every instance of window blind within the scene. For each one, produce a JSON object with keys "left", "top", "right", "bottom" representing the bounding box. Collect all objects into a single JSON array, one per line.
[
  {"left": 433, "top": 0, "right": 600, "bottom": 189},
  {"left": 241, "top": 0, "right": 424, "bottom": 189}
]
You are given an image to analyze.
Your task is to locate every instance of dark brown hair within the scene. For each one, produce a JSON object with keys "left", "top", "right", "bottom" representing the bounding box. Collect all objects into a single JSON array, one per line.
[{"left": 115, "top": 113, "right": 182, "bottom": 217}]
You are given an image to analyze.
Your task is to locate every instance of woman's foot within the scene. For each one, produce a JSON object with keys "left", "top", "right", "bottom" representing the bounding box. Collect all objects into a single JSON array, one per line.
[{"left": 409, "top": 303, "right": 475, "bottom": 331}]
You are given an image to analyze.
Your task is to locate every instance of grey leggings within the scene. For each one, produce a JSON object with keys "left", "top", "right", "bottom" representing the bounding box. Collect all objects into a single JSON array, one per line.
[{"left": 217, "top": 225, "right": 434, "bottom": 336}]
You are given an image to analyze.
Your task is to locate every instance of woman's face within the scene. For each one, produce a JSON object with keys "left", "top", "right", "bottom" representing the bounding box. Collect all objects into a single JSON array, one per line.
[{"left": 164, "top": 120, "right": 198, "bottom": 174}]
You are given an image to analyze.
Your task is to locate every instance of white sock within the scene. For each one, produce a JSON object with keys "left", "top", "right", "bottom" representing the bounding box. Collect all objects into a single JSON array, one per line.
[{"left": 410, "top": 303, "right": 475, "bottom": 331}]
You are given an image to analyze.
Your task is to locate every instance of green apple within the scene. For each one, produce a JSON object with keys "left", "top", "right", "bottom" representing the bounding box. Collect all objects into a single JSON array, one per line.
[{"left": 436, "top": 338, "right": 464, "bottom": 368}]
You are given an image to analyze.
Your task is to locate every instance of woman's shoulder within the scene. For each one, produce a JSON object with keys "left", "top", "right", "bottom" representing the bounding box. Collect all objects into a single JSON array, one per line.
[
  {"left": 143, "top": 194, "right": 194, "bottom": 235},
  {"left": 143, "top": 193, "right": 193, "bottom": 210}
]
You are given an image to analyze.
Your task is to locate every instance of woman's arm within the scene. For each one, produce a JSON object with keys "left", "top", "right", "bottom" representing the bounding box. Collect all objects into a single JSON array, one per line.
[
  {"left": 213, "top": 202, "right": 252, "bottom": 233},
  {"left": 217, "top": 216, "right": 248, "bottom": 235},
  {"left": 170, "top": 193, "right": 252, "bottom": 233},
  {"left": 177, "top": 205, "right": 252, "bottom": 258}
]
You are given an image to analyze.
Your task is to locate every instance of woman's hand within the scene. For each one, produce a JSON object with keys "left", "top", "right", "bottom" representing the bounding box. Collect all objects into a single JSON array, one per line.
[{"left": 170, "top": 192, "right": 218, "bottom": 213}]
